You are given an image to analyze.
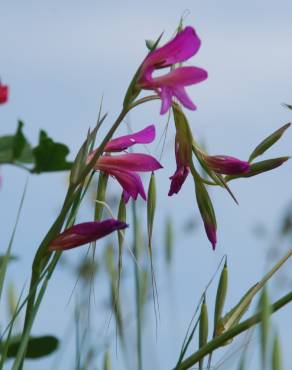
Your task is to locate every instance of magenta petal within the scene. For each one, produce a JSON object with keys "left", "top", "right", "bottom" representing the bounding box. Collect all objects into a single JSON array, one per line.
[
  {"left": 160, "top": 87, "right": 172, "bottom": 115},
  {"left": 50, "top": 219, "right": 128, "bottom": 251},
  {"left": 173, "top": 87, "right": 197, "bottom": 111},
  {"left": 151, "top": 67, "right": 208, "bottom": 87},
  {"left": 108, "top": 168, "right": 147, "bottom": 202},
  {"left": 97, "top": 153, "right": 163, "bottom": 172},
  {"left": 105, "top": 125, "right": 156, "bottom": 152},
  {"left": 142, "top": 27, "right": 201, "bottom": 70},
  {"left": 168, "top": 166, "right": 189, "bottom": 196}
]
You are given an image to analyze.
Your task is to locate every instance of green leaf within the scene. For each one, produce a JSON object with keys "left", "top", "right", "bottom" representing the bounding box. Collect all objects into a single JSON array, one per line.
[
  {"left": 0, "top": 122, "right": 33, "bottom": 164},
  {"left": 5, "top": 335, "right": 59, "bottom": 358},
  {"left": 199, "top": 296, "right": 209, "bottom": 370},
  {"left": 272, "top": 335, "right": 282, "bottom": 370},
  {"left": 12, "top": 121, "right": 26, "bottom": 160},
  {"left": 259, "top": 287, "right": 271, "bottom": 367},
  {"left": 103, "top": 351, "right": 111, "bottom": 370},
  {"left": 32, "top": 130, "right": 72, "bottom": 173},
  {"left": 249, "top": 123, "right": 291, "bottom": 162},
  {"left": 165, "top": 217, "right": 173, "bottom": 264},
  {"left": 147, "top": 173, "right": 156, "bottom": 243},
  {"left": 213, "top": 261, "right": 228, "bottom": 337},
  {"left": 0, "top": 135, "right": 14, "bottom": 163}
]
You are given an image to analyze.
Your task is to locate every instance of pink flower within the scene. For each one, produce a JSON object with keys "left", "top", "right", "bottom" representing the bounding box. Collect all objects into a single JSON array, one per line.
[
  {"left": 0, "top": 82, "right": 8, "bottom": 104},
  {"left": 49, "top": 219, "right": 128, "bottom": 251},
  {"left": 88, "top": 125, "right": 162, "bottom": 202},
  {"left": 96, "top": 153, "right": 162, "bottom": 202},
  {"left": 168, "top": 136, "right": 190, "bottom": 195},
  {"left": 138, "top": 27, "right": 208, "bottom": 114},
  {"left": 204, "top": 155, "right": 250, "bottom": 175},
  {"left": 168, "top": 105, "right": 192, "bottom": 196}
]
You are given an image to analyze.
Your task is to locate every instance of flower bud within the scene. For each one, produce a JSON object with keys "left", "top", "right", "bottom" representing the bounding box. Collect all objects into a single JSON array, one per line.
[
  {"left": 204, "top": 155, "right": 250, "bottom": 175},
  {"left": 194, "top": 176, "right": 217, "bottom": 250}
]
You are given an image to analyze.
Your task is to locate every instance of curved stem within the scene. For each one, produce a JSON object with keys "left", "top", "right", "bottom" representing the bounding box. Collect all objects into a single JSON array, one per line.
[{"left": 129, "top": 94, "right": 160, "bottom": 110}]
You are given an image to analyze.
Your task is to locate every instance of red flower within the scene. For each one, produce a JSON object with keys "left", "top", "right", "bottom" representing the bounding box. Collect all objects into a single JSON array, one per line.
[{"left": 0, "top": 82, "right": 8, "bottom": 104}]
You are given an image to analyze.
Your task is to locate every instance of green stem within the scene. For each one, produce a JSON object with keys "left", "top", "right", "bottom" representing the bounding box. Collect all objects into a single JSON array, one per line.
[
  {"left": 175, "top": 291, "right": 292, "bottom": 370},
  {"left": 129, "top": 94, "right": 160, "bottom": 110},
  {"left": 132, "top": 201, "right": 142, "bottom": 370}
]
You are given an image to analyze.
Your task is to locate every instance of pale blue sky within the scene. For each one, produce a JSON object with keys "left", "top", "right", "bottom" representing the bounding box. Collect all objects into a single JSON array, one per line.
[{"left": 0, "top": 1, "right": 291, "bottom": 369}]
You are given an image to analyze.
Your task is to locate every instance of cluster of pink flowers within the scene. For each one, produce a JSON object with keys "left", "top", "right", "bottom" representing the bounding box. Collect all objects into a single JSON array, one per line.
[{"left": 50, "top": 26, "right": 252, "bottom": 252}]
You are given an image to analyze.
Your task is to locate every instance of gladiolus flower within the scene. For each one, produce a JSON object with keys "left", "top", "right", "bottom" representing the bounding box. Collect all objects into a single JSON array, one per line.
[
  {"left": 88, "top": 125, "right": 162, "bottom": 203},
  {"left": 49, "top": 219, "right": 128, "bottom": 251},
  {"left": 0, "top": 82, "right": 8, "bottom": 104},
  {"left": 138, "top": 26, "right": 208, "bottom": 114},
  {"left": 204, "top": 155, "right": 250, "bottom": 175},
  {"left": 96, "top": 153, "right": 162, "bottom": 202}
]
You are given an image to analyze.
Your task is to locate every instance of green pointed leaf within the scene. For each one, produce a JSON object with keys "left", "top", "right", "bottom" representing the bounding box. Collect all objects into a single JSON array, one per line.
[
  {"left": 199, "top": 296, "right": 209, "bottom": 370},
  {"left": 94, "top": 172, "right": 109, "bottom": 221},
  {"left": 117, "top": 196, "right": 126, "bottom": 252},
  {"left": 103, "top": 351, "right": 111, "bottom": 370},
  {"left": 249, "top": 123, "right": 291, "bottom": 162},
  {"left": 213, "top": 261, "right": 228, "bottom": 337},
  {"left": 272, "top": 335, "right": 282, "bottom": 370},
  {"left": 259, "top": 287, "right": 271, "bottom": 367},
  {"left": 165, "top": 217, "right": 173, "bottom": 264},
  {"left": 226, "top": 157, "right": 289, "bottom": 180},
  {"left": 5, "top": 335, "right": 59, "bottom": 358},
  {"left": 193, "top": 174, "right": 217, "bottom": 243},
  {"left": 32, "top": 130, "right": 72, "bottom": 173},
  {"left": 147, "top": 173, "right": 156, "bottom": 243}
]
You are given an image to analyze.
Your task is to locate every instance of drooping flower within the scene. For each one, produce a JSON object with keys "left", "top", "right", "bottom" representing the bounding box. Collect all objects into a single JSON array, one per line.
[
  {"left": 49, "top": 219, "right": 128, "bottom": 251},
  {"left": 96, "top": 153, "right": 162, "bottom": 202},
  {"left": 168, "top": 104, "right": 192, "bottom": 196},
  {"left": 88, "top": 125, "right": 162, "bottom": 203},
  {"left": 0, "top": 82, "right": 8, "bottom": 104},
  {"left": 138, "top": 26, "right": 208, "bottom": 114},
  {"left": 204, "top": 155, "right": 250, "bottom": 175}
]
